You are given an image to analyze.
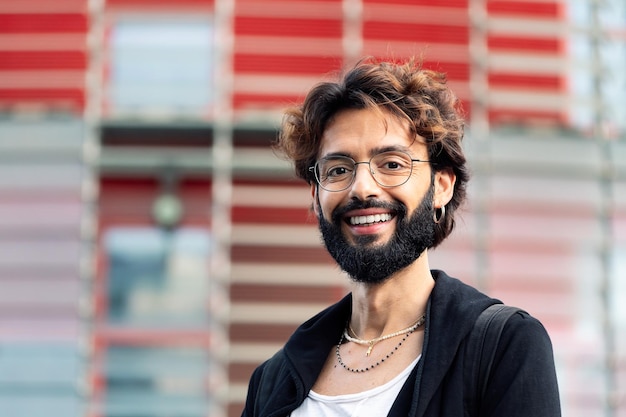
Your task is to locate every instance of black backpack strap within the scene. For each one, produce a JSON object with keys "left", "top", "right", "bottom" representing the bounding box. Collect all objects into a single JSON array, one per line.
[{"left": 464, "top": 304, "right": 524, "bottom": 416}]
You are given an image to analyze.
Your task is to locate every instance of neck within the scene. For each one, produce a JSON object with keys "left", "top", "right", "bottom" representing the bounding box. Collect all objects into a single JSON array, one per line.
[{"left": 349, "top": 257, "right": 434, "bottom": 340}]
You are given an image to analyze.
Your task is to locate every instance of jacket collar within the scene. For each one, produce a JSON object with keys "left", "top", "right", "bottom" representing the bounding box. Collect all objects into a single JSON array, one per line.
[
  {"left": 412, "top": 270, "right": 498, "bottom": 417},
  {"left": 282, "top": 270, "right": 498, "bottom": 416},
  {"left": 283, "top": 293, "right": 352, "bottom": 390}
]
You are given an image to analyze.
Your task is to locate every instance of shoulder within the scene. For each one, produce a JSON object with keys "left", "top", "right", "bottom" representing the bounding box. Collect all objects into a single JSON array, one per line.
[
  {"left": 500, "top": 309, "right": 555, "bottom": 354},
  {"left": 485, "top": 307, "right": 558, "bottom": 391},
  {"left": 483, "top": 310, "right": 561, "bottom": 415},
  {"left": 429, "top": 270, "right": 500, "bottom": 334}
]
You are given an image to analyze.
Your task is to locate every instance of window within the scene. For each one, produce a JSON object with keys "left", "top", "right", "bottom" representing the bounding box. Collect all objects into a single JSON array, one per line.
[
  {"left": 107, "top": 16, "right": 214, "bottom": 117},
  {"left": 99, "top": 227, "right": 214, "bottom": 416}
]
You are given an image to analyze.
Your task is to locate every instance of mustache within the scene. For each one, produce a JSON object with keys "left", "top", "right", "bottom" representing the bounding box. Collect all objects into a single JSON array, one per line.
[{"left": 331, "top": 199, "right": 407, "bottom": 225}]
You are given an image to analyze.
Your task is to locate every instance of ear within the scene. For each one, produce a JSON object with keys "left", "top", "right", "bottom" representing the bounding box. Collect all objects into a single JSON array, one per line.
[
  {"left": 311, "top": 183, "right": 321, "bottom": 217},
  {"left": 434, "top": 168, "right": 456, "bottom": 208}
]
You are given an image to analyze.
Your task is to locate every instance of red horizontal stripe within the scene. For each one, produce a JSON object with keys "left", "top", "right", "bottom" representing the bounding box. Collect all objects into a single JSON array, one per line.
[
  {"left": 234, "top": 179, "right": 307, "bottom": 187},
  {"left": 234, "top": 54, "right": 342, "bottom": 75},
  {"left": 237, "top": 0, "right": 340, "bottom": 3},
  {"left": 0, "top": 88, "right": 84, "bottom": 108},
  {"left": 489, "top": 109, "right": 565, "bottom": 126},
  {"left": 488, "top": 35, "right": 562, "bottom": 53},
  {"left": 233, "top": 93, "right": 303, "bottom": 109},
  {"left": 489, "top": 73, "right": 563, "bottom": 90},
  {"left": 232, "top": 244, "right": 333, "bottom": 264},
  {"left": 234, "top": 16, "right": 342, "bottom": 38},
  {"left": 229, "top": 362, "right": 258, "bottom": 383},
  {"left": 106, "top": 0, "right": 214, "bottom": 5},
  {"left": 0, "top": 14, "right": 88, "bottom": 34},
  {"left": 0, "top": 88, "right": 84, "bottom": 99},
  {"left": 422, "top": 61, "right": 470, "bottom": 81},
  {"left": 487, "top": 1, "right": 561, "bottom": 18},
  {"left": 363, "top": 0, "right": 467, "bottom": 7},
  {"left": 231, "top": 283, "right": 345, "bottom": 303},
  {"left": 232, "top": 206, "right": 314, "bottom": 225},
  {"left": 101, "top": 177, "right": 159, "bottom": 191},
  {"left": 0, "top": 51, "right": 86, "bottom": 70},
  {"left": 364, "top": 21, "right": 469, "bottom": 44}
]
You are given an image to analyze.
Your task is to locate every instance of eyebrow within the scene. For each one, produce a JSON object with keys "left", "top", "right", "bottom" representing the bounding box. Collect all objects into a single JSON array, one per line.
[
  {"left": 369, "top": 145, "right": 411, "bottom": 157},
  {"left": 320, "top": 145, "right": 412, "bottom": 161}
]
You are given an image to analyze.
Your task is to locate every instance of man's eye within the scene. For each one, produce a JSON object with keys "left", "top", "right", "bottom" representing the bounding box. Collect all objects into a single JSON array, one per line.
[
  {"left": 380, "top": 159, "right": 408, "bottom": 171},
  {"left": 327, "top": 166, "right": 350, "bottom": 177}
]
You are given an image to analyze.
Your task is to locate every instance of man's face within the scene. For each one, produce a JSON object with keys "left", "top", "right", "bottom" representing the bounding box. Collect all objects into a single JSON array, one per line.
[
  {"left": 312, "top": 107, "right": 446, "bottom": 284},
  {"left": 317, "top": 183, "right": 435, "bottom": 284}
]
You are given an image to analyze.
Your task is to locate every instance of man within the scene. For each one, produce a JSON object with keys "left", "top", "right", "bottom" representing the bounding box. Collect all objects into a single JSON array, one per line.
[{"left": 241, "top": 58, "right": 561, "bottom": 417}]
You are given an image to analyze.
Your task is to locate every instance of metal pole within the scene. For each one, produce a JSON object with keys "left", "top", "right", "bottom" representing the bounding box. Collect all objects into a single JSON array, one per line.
[
  {"left": 211, "top": 0, "right": 234, "bottom": 415},
  {"left": 589, "top": 0, "right": 617, "bottom": 415},
  {"left": 342, "top": 0, "right": 363, "bottom": 66},
  {"left": 82, "top": 0, "right": 105, "bottom": 415},
  {"left": 468, "top": 0, "right": 491, "bottom": 292}
]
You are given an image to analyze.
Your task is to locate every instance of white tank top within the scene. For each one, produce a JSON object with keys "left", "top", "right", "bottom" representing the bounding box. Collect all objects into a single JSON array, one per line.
[{"left": 290, "top": 356, "right": 420, "bottom": 417}]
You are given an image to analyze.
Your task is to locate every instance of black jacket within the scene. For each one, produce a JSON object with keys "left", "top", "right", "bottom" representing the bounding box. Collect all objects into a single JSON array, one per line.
[{"left": 241, "top": 270, "right": 561, "bottom": 417}]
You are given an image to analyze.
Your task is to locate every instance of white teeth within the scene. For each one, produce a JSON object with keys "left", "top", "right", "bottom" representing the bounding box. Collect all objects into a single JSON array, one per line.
[{"left": 349, "top": 213, "right": 392, "bottom": 225}]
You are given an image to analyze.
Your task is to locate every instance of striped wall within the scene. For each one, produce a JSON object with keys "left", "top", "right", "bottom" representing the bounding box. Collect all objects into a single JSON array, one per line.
[
  {"left": 0, "top": 0, "right": 88, "bottom": 112},
  {"left": 2, "top": 0, "right": 625, "bottom": 416},
  {"left": 0, "top": 119, "right": 86, "bottom": 415},
  {"left": 233, "top": 0, "right": 344, "bottom": 109},
  {"left": 228, "top": 180, "right": 346, "bottom": 410}
]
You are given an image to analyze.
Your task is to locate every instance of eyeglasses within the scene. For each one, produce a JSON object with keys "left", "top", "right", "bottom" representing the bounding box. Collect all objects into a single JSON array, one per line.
[{"left": 309, "top": 150, "right": 430, "bottom": 192}]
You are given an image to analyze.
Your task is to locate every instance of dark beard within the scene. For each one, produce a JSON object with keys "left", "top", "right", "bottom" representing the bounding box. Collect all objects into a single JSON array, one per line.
[{"left": 317, "top": 185, "right": 435, "bottom": 284}]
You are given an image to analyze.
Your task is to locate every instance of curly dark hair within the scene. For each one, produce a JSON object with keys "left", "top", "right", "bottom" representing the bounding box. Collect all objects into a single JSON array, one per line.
[{"left": 275, "top": 57, "right": 469, "bottom": 248}]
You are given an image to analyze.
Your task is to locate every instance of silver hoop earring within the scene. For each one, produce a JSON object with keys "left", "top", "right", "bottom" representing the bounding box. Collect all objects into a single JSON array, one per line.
[{"left": 433, "top": 205, "right": 445, "bottom": 224}]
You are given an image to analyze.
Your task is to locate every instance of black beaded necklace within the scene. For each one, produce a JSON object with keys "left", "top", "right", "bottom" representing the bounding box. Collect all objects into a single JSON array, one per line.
[{"left": 335, "top": 315, "right": 426, "bottom": 373}]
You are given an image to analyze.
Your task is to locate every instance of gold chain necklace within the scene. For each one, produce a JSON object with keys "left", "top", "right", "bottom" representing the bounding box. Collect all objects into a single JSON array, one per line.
[
  {"left": 343, "top": 314, "right": 426, "bottom": 356},
  {"left": 336, "top": 314, "right": 426, "bottom": 373}
]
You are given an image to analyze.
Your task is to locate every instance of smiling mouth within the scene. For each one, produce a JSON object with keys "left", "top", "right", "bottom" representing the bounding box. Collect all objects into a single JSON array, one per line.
[{"left": 348, "top": 213, "right": 393, "bottom": 226}]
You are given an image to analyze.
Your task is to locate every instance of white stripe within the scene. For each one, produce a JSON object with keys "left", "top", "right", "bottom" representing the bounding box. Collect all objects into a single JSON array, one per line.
[
  {"left": 233, "top": 184, "right": 311, "bottom": 208},
  {"left": 234, "top": 74, "right": 323, "bottom": 95},
  {"left": 235, "top": 1, "right": 342, "bottom": 18},
  {"left": 489, "top": 89, "right": 567, "bottom": 111},
  {"left": 0, "top": 71, "right": 85, "bottom": 89},
  {"left": 0, "top": 34, "right": 86, "bottom": 51},
  {"left": 488, "top": 53, "right": 566, "bottom": 74},
  {"left": 232, "top": 224, "right": 321, "bottom": 246},
  {"left": 232, "top": 263, "right": 347, "bottom": 286},
  {"left": 487, "top": 17, "right": 568, "bottom": 37},
  {"left": 229, "top": 342, "right": 284, "bottom": 362},
  {"left": 230, "top": 302, "right": 335, "bottom": 324}
]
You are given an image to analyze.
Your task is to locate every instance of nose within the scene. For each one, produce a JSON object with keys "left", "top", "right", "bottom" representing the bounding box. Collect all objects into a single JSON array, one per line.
[{"left": 348, "top": 162, "right": 380, "bottom": 199}]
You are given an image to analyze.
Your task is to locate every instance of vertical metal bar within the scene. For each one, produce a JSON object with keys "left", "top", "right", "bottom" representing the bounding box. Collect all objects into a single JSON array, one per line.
[
  {"left": 589, "top": 0, "right": 617, "bottom": 415},
  {"left": 342, "top": 0, "right": 363, "bottom": 66},
  {"left": 468, "top": 0, "right": 491, "bottom": 292},
  {"left": 598, "top": 130, "right": 617, "bottom": 417},
  {"left": 82, "top": 0, "right": 105, "bottom": 415},
  {"left": 211, "top": 0, "right": 234, "bottom": 416}
]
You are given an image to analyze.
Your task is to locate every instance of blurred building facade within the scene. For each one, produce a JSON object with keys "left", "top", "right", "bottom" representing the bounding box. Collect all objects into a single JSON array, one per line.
[{"left": 0, "top": 0, "right": 625, "bottom": 417}]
